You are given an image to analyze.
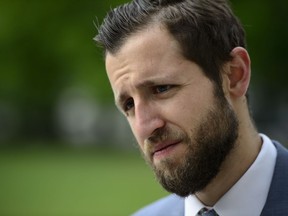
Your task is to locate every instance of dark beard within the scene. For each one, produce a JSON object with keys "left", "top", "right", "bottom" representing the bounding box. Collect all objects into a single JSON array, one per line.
[{"left": 149, "top": 91, "right": 239, "bottom": 197}]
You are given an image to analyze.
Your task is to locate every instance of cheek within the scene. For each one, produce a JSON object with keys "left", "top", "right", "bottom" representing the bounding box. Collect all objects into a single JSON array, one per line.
[
  {"left": 166, "top": 95, "right": 210, "bottom": 132},
  {"left": 169, "top": 97, "right": 197, "bottom": 119}
]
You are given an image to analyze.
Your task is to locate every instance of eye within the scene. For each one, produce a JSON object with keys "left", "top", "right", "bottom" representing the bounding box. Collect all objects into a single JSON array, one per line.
[
  {"left": 154, "top": 85, "right": 173, "bottom": 94},
  {"left": 123, "top": 98, "right": 134, "bottom": 112}
]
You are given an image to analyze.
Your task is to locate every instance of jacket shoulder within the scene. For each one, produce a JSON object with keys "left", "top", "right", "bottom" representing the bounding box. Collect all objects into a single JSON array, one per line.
[
  {"left": 261, "top": 141, "right": 288, "bottom": 215},
  {"left": 132, "top": 194, "right": 184, "bottom": 216}
]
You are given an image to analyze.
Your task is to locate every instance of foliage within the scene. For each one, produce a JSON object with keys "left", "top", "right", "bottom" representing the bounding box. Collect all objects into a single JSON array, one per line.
[
  {"left": 0, "top": 0, "right": 287, "bottom": 140},
  {"left": 232, "top": 0, "right": 288, "bottom": 88}
]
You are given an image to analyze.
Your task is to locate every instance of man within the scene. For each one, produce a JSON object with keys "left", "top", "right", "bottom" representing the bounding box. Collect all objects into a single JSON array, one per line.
[{"left": 95, "top": 0, "right": 288, "bottom": 215}]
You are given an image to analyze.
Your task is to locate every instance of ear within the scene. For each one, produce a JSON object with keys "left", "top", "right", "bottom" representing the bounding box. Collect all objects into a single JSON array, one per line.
[{"left": 225, "top": 47, "right": 251, "bottom": 98}]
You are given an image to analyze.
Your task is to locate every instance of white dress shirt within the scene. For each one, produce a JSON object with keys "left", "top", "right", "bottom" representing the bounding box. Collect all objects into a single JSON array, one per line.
[{"left": 185, "top": 134, "right": 277, "bottom": 216}]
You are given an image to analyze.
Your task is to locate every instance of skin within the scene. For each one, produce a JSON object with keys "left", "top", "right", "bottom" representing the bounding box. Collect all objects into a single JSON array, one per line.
[{"left": 105, "top": 24, "right": 262, "bottom": 206}]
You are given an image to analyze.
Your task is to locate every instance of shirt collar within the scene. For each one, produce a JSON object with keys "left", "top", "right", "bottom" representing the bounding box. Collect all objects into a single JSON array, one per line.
[{"left": 185, "top": 134, "right": 277, "bottom": 216}]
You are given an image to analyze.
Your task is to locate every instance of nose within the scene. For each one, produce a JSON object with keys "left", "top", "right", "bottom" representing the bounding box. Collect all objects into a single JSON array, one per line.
[{"left": 131, "top": 101, "right": 165, "bottom": 141}]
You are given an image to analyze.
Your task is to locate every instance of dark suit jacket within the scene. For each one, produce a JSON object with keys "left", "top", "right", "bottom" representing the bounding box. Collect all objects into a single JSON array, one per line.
[{"left": 132, "top": 141, "right": 288, "bottom": 216}]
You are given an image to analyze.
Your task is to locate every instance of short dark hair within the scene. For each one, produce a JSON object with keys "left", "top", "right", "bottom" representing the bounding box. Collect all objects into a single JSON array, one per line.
[{"left": 95, "top": 0, "right": 246, "bottom": 87}]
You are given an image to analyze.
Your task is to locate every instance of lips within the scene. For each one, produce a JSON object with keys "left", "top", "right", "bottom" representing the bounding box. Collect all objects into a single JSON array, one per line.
[{"left": 152, "top": 140, "right": 181, "bottom": 156}]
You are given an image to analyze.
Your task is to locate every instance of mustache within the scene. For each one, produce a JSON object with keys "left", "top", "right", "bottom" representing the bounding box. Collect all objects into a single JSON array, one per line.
[{"left": 146, "top": 127, "right": 187, "bottom": 145}]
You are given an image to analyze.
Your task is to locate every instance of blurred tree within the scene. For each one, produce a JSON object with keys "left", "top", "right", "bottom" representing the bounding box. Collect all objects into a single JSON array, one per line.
[
  {"left": 0, "top": 0, "right": 287, "bottom": 142},
  {"left": 232, "top": 0, "right": 288, "bottom": 88},
  {"left": 0, "top": 0, "right": 126, "bottom": 140}
]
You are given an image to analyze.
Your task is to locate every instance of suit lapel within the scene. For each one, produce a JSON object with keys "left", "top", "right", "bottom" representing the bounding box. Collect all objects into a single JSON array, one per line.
[{"left": 261, "top": 141, "right": 288, "bottom": 215}]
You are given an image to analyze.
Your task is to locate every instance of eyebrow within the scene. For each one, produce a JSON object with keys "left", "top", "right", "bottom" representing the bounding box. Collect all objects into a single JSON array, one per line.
[{"left": 136, "top": 79, "right": 159, "bottom": 89}]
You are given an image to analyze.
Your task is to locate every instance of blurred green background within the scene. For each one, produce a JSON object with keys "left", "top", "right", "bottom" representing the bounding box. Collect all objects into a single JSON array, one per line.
[{"left": 0, "top": 0, "right": 287, "bottom": 215}]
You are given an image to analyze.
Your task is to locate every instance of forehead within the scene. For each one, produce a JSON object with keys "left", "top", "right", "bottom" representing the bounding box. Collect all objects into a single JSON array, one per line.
[
  {"left": 105, "top": 24, "right": 188, "bottom": 102},
  {"left": 105, "top": 25, "right": 183, "bottom": 76},
  {"left": 106, "top": 23, "right": 181, "bottom": 57}
]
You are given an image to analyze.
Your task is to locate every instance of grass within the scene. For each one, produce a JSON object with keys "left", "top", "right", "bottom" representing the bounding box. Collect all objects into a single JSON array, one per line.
[{"left": 0, "top": 145, "right": 168, "bottom": 216}]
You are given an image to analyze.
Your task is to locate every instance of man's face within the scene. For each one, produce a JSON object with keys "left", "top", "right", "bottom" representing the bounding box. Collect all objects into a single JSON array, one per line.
[{"left": 105, "top": 25, "right": 238, "bottom": 196}]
